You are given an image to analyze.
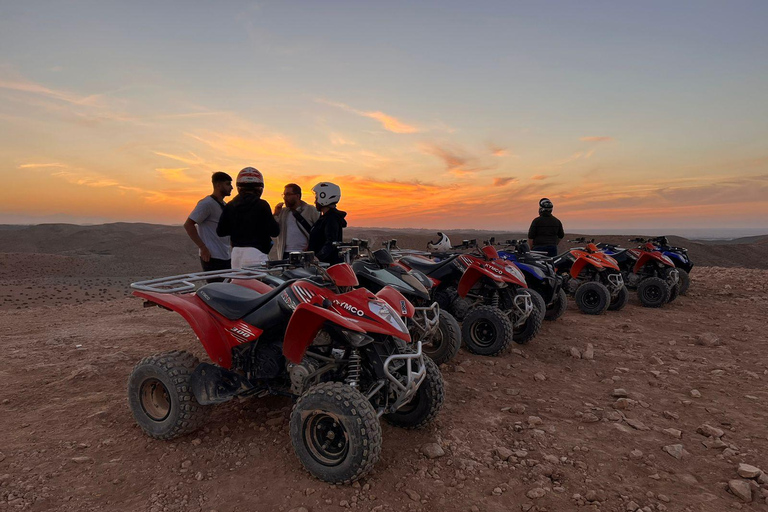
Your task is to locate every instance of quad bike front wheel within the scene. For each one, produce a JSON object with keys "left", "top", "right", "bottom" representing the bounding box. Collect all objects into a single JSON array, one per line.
[
  {"left": 127, "top": 350, "right": 207, "bottom": 440},
  {"left": 637, "top": 277, "right": 670, "bottom": 308},
  {"left": 461, "top": 305, "right": 514, "bottom": 356},
  {"left": 545, "top": 288, "right": 568, "bottom": 321},
  {"left": 527, "top": 289, "right": 547, "bottom": 316},
  {"left": 418, "top": 311, "right": 461, "bottom": 366},
  {"left": 290, "top": 382, "right": 382, "bottom": 485},
  {"left": 574, "top": 282, "right": 610, "bottom": 315},
  {"left": 608, "top": 285, "right": 629, "bottom": 311},
  {"left": 384, "top": 357, "right": 444, "bottom": 429},
  {"left": 677, "top": 268, "right": 691, "bottom": 295}
]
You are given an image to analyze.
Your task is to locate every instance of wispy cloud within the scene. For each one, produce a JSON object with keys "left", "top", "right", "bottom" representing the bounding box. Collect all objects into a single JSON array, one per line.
[
  {"left": 18, "top": 162, "right": 68, "bottom": 169},
  {"left": 156, "top": 167, "right": 195, "bottom": 183},
  {"left": 489, "top": 144, "right": 512, "bottom": 157},
  {"left": 318, "top": 99, "right": 419, "bottom": 134},
  {"left": 493, "top": 177, "right": 517, "bottom": 186},
  {"left": 580, "top": 136, "right": 613, "bottom": 142},
  {"left": 420, "top": 142, "right": 492, "bottom": 177},
  {"left": 530, "top": 174, "right": 550, "bottom": 181}
]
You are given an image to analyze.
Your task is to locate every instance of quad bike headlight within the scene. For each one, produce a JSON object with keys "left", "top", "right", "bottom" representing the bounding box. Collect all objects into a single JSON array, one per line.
[
  {"left": 368, "top": 300, "right": 409, "bottom": 334},
  {"left": 504, "top": 265, "right": 525, "bottom": 282}
]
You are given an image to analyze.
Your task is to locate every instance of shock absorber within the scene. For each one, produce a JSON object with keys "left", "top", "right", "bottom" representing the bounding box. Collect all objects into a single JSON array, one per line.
[
  {"left": 345, "top": 348, "right": 361, "bottom": 388},
  {"left": 491, "top": 291, "right": 500, "bottom": 309}
]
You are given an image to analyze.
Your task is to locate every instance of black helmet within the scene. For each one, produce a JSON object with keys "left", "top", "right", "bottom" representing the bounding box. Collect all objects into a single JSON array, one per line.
[{"left": 539, "top": 197, "right": 553, "bottom": 214}]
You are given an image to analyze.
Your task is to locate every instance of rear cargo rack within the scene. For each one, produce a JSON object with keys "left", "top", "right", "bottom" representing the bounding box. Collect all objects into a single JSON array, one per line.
[{"left": 130, "top": 268, "right": 268, "bottom": 294}]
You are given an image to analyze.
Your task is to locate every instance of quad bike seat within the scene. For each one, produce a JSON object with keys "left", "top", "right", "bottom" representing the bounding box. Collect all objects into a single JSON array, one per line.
[
  {"left": 197, "top": 281, "right": 292, "bottom": 320},
  {"left": 400, "top": 255, "right": 456, "bottom": 273}
]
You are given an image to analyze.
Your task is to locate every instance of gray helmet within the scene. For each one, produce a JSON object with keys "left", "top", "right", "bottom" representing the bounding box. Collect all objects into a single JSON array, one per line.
[{"left": 539, "top": 197, "right": 553, "bottom": 214}]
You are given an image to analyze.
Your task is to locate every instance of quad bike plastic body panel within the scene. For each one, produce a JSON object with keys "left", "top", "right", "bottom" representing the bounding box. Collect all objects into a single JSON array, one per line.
[
  {"left": 327, "top": 263, "right": 359, "bottom": 287},
  {"left": 632, "top": 250, "right": 675, "bottom": 274},
  {"left": 132, "top": 290, "right": 263, "bottom": 369},
  {"left": 375, "top": 286, "right": 416, "bottom": 318},
  {"left": 567, "top": 250, "right": 606, "bottom": 279}
]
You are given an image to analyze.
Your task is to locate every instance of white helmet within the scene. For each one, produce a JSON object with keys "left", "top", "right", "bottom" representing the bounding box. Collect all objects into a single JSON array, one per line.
[
  {"left": 312, "top": 182, "right": 341, "bottom": 207},
  {"left": 427, "top": 232, "right": 451, "bottom": 252},
  {"left": 237, "top": 167, "right": 264, "bottom": 185}
]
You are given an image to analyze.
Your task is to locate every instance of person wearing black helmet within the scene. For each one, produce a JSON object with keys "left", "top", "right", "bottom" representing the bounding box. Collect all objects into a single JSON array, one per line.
[
  {"left": 527, "top": 198, "right": 564, "bottom": 257},
  {"left": 307, "top": 182, "right": 347, "bottom": 264}
]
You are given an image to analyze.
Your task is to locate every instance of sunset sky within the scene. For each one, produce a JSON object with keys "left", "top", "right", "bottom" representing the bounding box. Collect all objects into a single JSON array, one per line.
[{"left": 1, "top": 1, "right": 767, "bottom": 232}]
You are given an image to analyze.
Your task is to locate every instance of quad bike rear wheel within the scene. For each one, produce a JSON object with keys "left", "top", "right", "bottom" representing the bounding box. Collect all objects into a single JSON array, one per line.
[
  {"left": 461, "top": 305, "right": 514, "bottom": 356},
  {"left": 433, "top": 286, "right": 470, "bottom": 321},
  {"left": 290, "top": 382, "right": 382, "bottom": 484},
  {"left": 677, "top": 268, "right": 691, "bottom": 295},
  {"left": 608, "top": 285, "right": 629, "bottom": 311},
  {"left": 384, "top": 357, "right": 444, "bottom": 429},
  {"left": 418, "top": 311, "right": 461, "bottom": 366},
  {"left": 127, "top": 350, "right": 207, "bottom": 440},
  {"left": 574, "top": 282, "right": 610, "bottom": 315},
  {"left": 637, "top": 277, "right": 670, "bottom": 308},
  {"left": 544, "top": 288, "right": 568, "bottom": 321}
]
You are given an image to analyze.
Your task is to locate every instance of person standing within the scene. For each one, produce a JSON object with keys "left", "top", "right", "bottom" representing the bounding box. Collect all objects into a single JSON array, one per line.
[
  {"left": 273, "top": 183, "right": 320, "bottom": 259},
  {"left": 217, "top": 167, "right": 279, "bottom": 268},
  {"left": 307, "top": 182, "right": 347, "bottom": 264},
  {"left": 527, "top": 197, "right": 564, "bottom": 257},
  {"left": 184, "top": 171, "right": 233, "bottom": 272}
]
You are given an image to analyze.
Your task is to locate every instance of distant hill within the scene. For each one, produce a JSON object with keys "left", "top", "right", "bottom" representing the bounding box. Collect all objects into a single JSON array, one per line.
[{"left": 0, "top": 223, "right": 766, "bottom": 270}]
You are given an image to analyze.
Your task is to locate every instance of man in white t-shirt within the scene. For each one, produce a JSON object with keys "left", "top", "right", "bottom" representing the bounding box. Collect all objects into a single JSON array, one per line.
[
  {"left": 273, "top": 183, "right": 320, "bottom": 259},
  {"left": 184, "top": 172, "right": 233, "bottom": 272}
]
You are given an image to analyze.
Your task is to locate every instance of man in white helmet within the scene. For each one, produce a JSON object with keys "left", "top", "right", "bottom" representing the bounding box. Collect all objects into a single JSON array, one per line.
[
  {"left": 217, "top": 167, "right": 280, "bottom": 268},
  {"left": 527, "top": 197, "right": 564, "bottom": 257},
  {"left": 307, "top": 182, "right": 347, "bottom": 264}
]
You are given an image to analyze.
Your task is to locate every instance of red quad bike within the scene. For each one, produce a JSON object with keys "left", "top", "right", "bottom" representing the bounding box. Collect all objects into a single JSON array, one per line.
[
  {"left": 596, "top": 238, "right": 680, "bottom": 308},
  {"left": 127, "top": 254, "right": 444, "bottom": 484},
  {"left": 393, "top": 238, "right": 541, "bottom": 356},
  {"left": 552, "top": 238, "right": 628, "bottom": 315}
]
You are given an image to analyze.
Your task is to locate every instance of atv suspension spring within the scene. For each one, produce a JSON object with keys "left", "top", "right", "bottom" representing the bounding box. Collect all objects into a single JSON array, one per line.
[
  {"left": 345, "top": 349, "right": 361, "bottom": 388},
  {"left": 491, "top": 291, "right": 500, "bottom": 309}
]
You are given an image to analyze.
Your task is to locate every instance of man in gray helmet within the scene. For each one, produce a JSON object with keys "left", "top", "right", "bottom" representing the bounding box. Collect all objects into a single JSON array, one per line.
[{"left": 527, "top": 197, "right": 564, "bottom": 257}]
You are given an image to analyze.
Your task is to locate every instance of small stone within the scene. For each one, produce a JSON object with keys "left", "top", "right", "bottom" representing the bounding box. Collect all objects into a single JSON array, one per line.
[
  {"left": 737, "top": 463, "right": 763, "bottom": 479},
  {"left": 191, "top": 438, "right": 202, "bottom": 446},
  {"left": 695, "top": 333, "right": 720, "bottom": 346},
  {"left": 494, "top": 447, "right": 514, "bottom": 461},
  {"left": 405, "top": 489, "right": 420, "bottom": 501},
  {"left": 582, "top": 413, "right": 600, "bottom": 423},
  {"left": 658, "top": 494, "right": 670, "bottom": 502},
  {"left": 729, "top": 479, "right": 752, "bottom": 502},
  {"left": 630, "top": 449, "right": 643, "bottom": 459},
  {"left": 544, "top": 454, "right": 559, "bottom": 465},
  {"left": 625, "top": 418, "right": 650, "bottom": 431},
  {"left": 614, "top": 398, "right": 630, "bottom": 410},
  {"left": 288, "top": 508, "right": 309, "bottom": 512},
  {"left": 583, "top": 343, "right": 594, "bottom": 360},
  {"left": 514, "top": 450, "right": 528, "bottom": 458},
  {"left": 195, "top": 472, "right": 204, "bottom": 481},
  {"left": 509, "top": 403, "right": 526, "bottom": 414},
  {"left": 663, "top": 428, "right": 682, "bottom": 439},
  {"left": 697, "top": 424, "right": 724, "bottom": 438},
  {"left": 492, "top": 487, "right": 503, "bottom": 495},
  {"left": 71, "top": 456, "right": 93, "bottom": 464},
  {"left": 626, "top": 500, "right": 640, "bottom": 511},
  {"left": 701, "top": 436, "right": 727, "bottom": 449},
  {"left": 662, "top": 444, "right": 687, "bottom": 459},
  {"left": 690, "top": 389, "right": 701, "bottom": 398},
  {"left": 612, "top": 388, "right": 628, "bottom": 398},
  {"left": 534, "top": 372, "right": 546, "bottom": 381},
  {"left": 663, "top": 411, "right": 679, "bottom": 420},
  {"left": 421, "top": 443, "right": 445, "bottom": 459},
  {"left": 528, "top": 416, "right": 543, "bottom": 427},
  {"left": 526, "top": 487, "right": 546, "bottom": 499},
  {"left": 605, "top": 410, "right": 622, "bottom": 421},
  {"left": 181, "top": 460, "right": 192, "bottom": 469},
  {"left": 570, "top": 347, "right": 581, "bottom": 359}
]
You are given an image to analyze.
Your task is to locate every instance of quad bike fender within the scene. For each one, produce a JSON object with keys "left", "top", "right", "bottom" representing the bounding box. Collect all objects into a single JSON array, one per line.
[
  {"left": 633, "top": 252, "right": 674, "bottom": 274},
  {"left": 570, "top": 256, "right": 604, "bottom": 279},
  {"left": 457, "top": 265, "right": 503, "bottom": 297},
  {"left": 376, "top": 286, "right": 415, "bottom": 318},
  {"left": 133, "top": 290, "right": 236, "bottom": 368},
  {"left": 283, "top": 302, "right": 366, "bottom": 364},
  {"left": 327, "top": 263, "right": 359, "bottom": 287}
]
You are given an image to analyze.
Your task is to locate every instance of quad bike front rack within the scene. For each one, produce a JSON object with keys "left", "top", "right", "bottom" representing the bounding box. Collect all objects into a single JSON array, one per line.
[
  {"left": 130, "top": 268, "right": 269, "bottom": 294},
  {"left": 383, "top": 341, "right": 427, "bottom": 414}
]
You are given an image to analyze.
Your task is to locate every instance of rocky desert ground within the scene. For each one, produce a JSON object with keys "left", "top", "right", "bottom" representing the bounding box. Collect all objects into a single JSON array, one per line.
[{"left": 1, "top": 223, "right": 768, "bottom": 512}]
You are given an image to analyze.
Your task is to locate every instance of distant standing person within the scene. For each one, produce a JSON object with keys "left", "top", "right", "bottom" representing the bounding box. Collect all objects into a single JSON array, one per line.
[
  {"left": 183, "top": 171, "right": 233, "bottom": 272},
  {"left": 527, "top": 197, "right": 564, "bottom": 257},
  {"left": 273, "top": 183, "right": 320, "bottom": 259},
  {"left": 217, "top": 167, "right": 279, "bottom": 268},
  {"left": 307, "top": 182, "right": 347, "bottom": 264}
]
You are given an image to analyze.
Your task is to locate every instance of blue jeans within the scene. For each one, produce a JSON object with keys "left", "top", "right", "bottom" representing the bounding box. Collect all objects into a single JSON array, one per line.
[{"left": 533, "top": 245, "right": 558, "bottom": 257}]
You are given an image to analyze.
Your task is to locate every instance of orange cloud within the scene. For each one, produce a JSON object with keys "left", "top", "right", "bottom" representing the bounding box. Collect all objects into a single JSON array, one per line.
[
  {"left": 420, "top": 143, "right": 491, "bottom": 177},
  {"left": 580, "top": 136, "right": 613, "bottom": 142},
  {"left": 156, "top": 167, "right": 194, "bottom": 183},
  {"left": 531, "top": 175, "right": 549, "bottom": 181},
  {"left": 489, "top": 144, "right": 511, "bottom": 157},
  {"left": 318, "top": 100, "right": 419, "bottom": 134},
  {"left": 19, "top": 162, "right": 68, "bottom": 169},
  {"left": 493, "top": 177, "right": 517, "bottom": 186}
]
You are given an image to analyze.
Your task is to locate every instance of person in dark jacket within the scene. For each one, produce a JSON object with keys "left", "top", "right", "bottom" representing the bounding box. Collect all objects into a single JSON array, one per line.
[
  {"left": 527, "top": 198, "right": 564, "bottom": 257},
  {"left": 307, "top": 182, "right": 347, "bottom": 264},
  {"left": 217, "top": 167, "right": 279, "bottom": 268}
]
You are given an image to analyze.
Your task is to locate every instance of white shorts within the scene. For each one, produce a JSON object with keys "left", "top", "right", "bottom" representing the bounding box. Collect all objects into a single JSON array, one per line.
[{"left": 231, "top": 247, "right": 268, "bottom": 269}]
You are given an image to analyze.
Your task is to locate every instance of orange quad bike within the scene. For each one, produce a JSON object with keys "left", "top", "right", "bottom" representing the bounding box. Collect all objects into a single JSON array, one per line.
[
  {"left": 127, "top": 253, "right": 444, "bottom": 484},
  {"left": 551, "top": 238, "right": 628, "bottom": 315},
  {"left": 597, "top": 238, "right": 680, "bottom": 307}
]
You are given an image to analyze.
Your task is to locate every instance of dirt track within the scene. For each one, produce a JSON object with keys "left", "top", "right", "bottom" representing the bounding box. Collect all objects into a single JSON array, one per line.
[{"left": 2, "top": 253, "right": 768, "bottom": 511}]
